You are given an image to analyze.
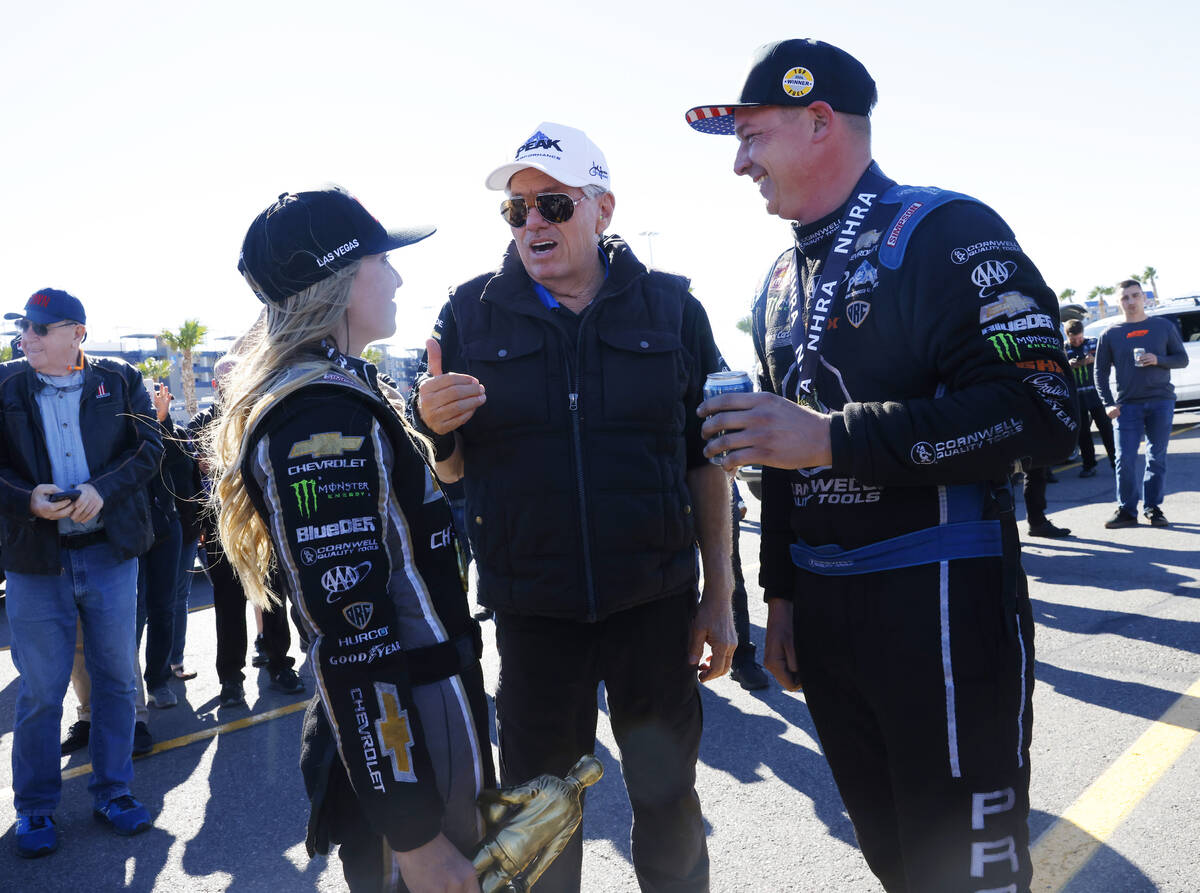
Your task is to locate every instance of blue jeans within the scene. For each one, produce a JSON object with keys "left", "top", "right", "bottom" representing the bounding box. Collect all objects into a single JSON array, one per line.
[
  {"left": 137, "top": 516, "right": 181, "bottom": 691},
  {"left": 7, "top": 543, "right": 139, "bottom": 814},
  {"left": 1114, "top": 398, "right": 1175, "bottom": 514},
  {"left": 170, "top": 536, "right": 200, "bottom": 667}
]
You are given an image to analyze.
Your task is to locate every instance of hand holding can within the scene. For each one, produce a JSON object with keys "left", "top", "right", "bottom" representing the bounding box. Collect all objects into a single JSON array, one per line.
[
  {"left": 703, "top": 372, "right": 753, "bottom": 465},
  {"left": 1134, "top": 347, "right": 1146, "bottom": 366}
]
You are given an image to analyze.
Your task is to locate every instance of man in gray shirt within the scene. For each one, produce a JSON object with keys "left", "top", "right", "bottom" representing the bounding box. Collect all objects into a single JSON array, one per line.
[{"left": 1095, "top": 279, "right": 1189, "bottom": 528}]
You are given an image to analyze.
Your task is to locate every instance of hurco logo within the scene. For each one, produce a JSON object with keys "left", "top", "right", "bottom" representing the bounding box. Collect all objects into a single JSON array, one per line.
[
  {"left": 292, "top": 479, "right": 318, "bottom": 518},
  {"left": 988, "top": 332, "right": 1021, "bottom": 362},
  {"left": 288, "top": 432, "right": 364, "bottom": 460}
]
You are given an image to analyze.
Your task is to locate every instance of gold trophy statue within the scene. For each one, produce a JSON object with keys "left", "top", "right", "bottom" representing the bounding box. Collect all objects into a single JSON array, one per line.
[{"left": 472, "top": 754, "right": 604, "bottom": 892}]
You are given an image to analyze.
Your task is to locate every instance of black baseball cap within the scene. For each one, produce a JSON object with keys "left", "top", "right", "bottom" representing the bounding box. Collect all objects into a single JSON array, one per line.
[
  {"left": 686, "top": 39, "right": 877, "bottom": 135},
  {"left": 5, "top": 288, "right": 87, "bottom": 325},
  {"left": 238, "top": 186, "right": 435, "bottom": 305}
]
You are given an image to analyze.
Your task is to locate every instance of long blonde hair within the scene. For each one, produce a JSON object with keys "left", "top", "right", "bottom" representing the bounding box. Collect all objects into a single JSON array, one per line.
[{"left": 208, "top": 261, "right": 362, "bottom": 608}]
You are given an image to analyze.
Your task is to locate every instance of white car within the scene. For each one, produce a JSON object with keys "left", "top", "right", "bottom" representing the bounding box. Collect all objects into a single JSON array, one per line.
[{"left": 1083, "top": 296, "right": 1200, "bottom": 411}]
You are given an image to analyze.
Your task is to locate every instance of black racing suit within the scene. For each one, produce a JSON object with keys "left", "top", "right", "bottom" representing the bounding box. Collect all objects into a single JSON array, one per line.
[
  {"left": 240, "top": 349, "right": 493, "bottom": 892},
  {"left": 1065, "top": 336, "right": 1115, "bottom": 468},
  {"left": 752, "top": 167, "right": 1077, "bottom": 893}
]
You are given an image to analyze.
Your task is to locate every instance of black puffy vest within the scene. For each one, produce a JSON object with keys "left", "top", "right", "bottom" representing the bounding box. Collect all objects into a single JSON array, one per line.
[{"left": 450, "top": 237, "right": 698, "bottom": 621}]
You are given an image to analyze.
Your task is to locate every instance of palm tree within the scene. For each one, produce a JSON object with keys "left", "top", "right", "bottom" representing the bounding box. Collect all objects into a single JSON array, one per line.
[
  {"left": 1058, "top": 288, "right": 1076, "bottom": 304},
  {"left": 160, "top": 320, "right": 208, "bottom": 417},
  {"left": 1089, "top": 285, "right": 1116, "bottom": 317},
  {"left": 136, "top": 357, "right": 173, "bottom": 382},
  {"left": 736, "top": 315, "right": 752, "bottom": 334},
  {"left": 1140, "top": 266, "right": 1160, "bottom": 300},
  {"left": 361, "top": 345, "right": 384, "bottom": 366}
]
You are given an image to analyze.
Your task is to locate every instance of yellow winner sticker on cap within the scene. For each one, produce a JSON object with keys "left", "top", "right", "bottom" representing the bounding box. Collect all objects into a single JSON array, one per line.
[{"left": 782, "top": 67, "right": 815, "bottom": 98}]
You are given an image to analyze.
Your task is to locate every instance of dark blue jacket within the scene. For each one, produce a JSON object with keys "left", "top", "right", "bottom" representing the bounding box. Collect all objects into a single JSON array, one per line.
[{"left": 0, "top": 355, "right": 163, "bottom": 572}]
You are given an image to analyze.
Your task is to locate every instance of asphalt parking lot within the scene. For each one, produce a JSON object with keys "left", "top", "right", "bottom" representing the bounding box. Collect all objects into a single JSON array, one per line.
[{"left": 0, "top": 415, "right": 1197, "bottom": 892}]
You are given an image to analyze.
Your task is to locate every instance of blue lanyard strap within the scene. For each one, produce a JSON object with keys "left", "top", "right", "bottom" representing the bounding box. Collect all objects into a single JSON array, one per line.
[
  {"left": 789, "top": 520, "right": 1003, "bottom": 576},
  {"left": 786, "top": 162, "right": 895, "bottom": 406}
]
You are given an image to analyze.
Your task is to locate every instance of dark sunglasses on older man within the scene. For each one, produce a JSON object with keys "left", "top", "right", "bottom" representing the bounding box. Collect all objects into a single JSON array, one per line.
[
  {"left": 16, "top": 319, "right": 75, "bottom": 337},
  {"left": 499, "top": 192, "right": 587, "bottom": 228}
]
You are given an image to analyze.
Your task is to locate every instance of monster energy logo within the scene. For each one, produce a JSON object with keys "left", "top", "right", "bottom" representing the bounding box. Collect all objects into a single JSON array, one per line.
[
  {"left": 988, "top": 332, "right": 1021, "bottom": 362},
  {"left": 292, "top": 479, "right": 319, "bottom": 517}
]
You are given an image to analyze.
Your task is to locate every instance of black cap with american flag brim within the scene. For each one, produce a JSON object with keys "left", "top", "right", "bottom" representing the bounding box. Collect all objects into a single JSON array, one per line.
[{"left": 686, "top": 39, "right": 877, "bottom": 135}]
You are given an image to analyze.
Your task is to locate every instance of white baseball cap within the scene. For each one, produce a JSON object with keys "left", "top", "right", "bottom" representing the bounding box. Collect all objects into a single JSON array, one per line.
[{"left": 485, "top": 122, "right": 611, "bottom": 192}]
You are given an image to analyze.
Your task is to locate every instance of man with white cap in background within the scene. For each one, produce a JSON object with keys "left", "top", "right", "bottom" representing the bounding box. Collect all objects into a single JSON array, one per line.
[{"left": 412, "top": 122, "right": 733, "bottom": 892}]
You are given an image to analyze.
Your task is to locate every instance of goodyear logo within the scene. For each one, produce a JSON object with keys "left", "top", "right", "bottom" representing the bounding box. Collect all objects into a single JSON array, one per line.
[
  {"left": 342, "top": 601, "right": 374, "bottom": 630},
  {"left": 781, "top": 66, "right": 815, "bottom": 98},
  {"left": 288, "top": 432, "right": 364, "bottom": 460},
  {"left": 988, "top": 332, "right": 1021, "bottom": 362}
]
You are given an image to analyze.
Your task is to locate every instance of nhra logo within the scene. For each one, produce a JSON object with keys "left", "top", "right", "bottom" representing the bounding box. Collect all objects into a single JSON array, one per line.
[
  {"left": 911, "top": 442, "right": 936, "bottom": 465},
  {"left": 342, "top": 601, "right": 374, "bottom": 631},
  {"left": 971, "top": 260, "right": 1017, "bottom": 296},
  {"left": 288, "top": 432, "right": 364, "bottom": 460},
  {"left": 322, "top": 561, "right": 372, "bottom": 601},
  {"left": 988, "top": 332, "right": 1021, "bottom": 362}
]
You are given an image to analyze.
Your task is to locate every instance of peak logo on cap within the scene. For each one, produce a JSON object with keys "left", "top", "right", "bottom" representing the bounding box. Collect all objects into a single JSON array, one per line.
[
  {"left": 781, "top": 67, "right": 814, "bottom": 97},
  {"left": 517, "top": 130, "right": 562, "bottom": 158}
]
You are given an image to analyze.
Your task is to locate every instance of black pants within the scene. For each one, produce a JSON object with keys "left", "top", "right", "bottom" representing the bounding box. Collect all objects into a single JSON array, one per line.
[
  {"left": 1021, "top": 467, "right": 1049, "bottom": 526},
  {"left": 1077, "top": 400, "right": 1116, "bottom": 468},
  {"left": 494, "top": 591, "right": 709, "bottom": 893},
  {"left": 137, "top": 515, "right": 182, "bottom": 690},
  {"left": 730, "top": 496, "right": 755, "bottom": 664},
  {"left": 792, "top": 558, "right": 1034, "bottom": 893},
  {"left": 201, "top": 537, "right": 294, "bottom": 683}
]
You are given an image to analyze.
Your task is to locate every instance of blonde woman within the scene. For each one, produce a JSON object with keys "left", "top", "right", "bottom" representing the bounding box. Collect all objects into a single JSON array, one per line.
[{"left": 212, "top": 187, "right": 493, "bottom": 893}]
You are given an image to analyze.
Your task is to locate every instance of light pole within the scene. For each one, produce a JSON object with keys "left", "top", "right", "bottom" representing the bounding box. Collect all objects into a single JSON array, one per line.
[{"left": 639, "top": 231, "right": 659, "bottom": 268}]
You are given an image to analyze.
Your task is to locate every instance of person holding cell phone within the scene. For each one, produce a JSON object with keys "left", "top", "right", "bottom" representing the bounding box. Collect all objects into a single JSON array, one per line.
[{"left": 0, "top": 288, "right": 163, "bottom": 858}]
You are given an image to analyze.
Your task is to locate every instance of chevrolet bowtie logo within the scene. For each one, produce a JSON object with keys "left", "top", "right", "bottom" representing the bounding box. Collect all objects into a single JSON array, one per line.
[{"left": 288, "top": 432, "right": 365, "bottom": 460}]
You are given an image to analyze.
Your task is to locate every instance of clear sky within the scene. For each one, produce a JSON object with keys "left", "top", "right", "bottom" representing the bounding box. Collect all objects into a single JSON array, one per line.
[{"left": 3, "top": 0, "right": 1196, "bottom": 373}]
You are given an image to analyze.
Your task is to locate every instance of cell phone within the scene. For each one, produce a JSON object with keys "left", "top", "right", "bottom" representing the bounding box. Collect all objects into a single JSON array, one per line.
[{"left": 49, "top": 489, "right": 81, "bottom": 502}]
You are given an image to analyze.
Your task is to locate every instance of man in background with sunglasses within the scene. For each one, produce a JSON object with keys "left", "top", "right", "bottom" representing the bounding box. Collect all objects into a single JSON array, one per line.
[
  {"left": 0, "top": 289, "right": 163, "bottom": 857},
  {"left": 412, "top": 122, "right": 733, "bottom": 892}
]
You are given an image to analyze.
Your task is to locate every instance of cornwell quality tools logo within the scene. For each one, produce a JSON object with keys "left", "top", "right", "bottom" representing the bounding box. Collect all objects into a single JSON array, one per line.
[
  {"left": 988, "top": 332, "right": 1021, "bottom": 362},
  {"left": 288, "top": 432, "right": 365, "bottom": 460}
]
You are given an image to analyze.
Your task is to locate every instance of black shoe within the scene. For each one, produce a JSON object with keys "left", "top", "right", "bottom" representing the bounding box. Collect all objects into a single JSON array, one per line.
[
  {"left": 1079, "top": 465, "right": 1097, "bottom": 478},
  {"left": 1105, "top": 509, "right": 1139, "bottom": 529},
  {"left": 132, "top": 721, "right": 153, "bottom": 756},
  {"left": 730, "top": 660, "right": 770, "bottom": 691},
  {"left": 472, "top": 606, "right": 494, "bottom": 622},
  {"left": 1028, "top": 520, "right": 1071, "bottom": 538},
  {"left": 1145, "top": 507, "right": 1170, "bottom": 528},
  {"left": 251, "top": 634, "right": 269, "bottom": 668},
  {"left": 270, "top": 668, "right": 304, "bottom": 694},
  {"left": 219, "top": 681, "right": 246, "bottom": 707},
  {"left": 61, "top": 720, "right": 90, "bottom": 755}
]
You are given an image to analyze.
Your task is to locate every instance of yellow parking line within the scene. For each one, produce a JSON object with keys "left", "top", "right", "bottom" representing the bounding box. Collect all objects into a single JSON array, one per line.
[
  {"left": 61, "top": 699, "right": 308, "bottom": 781},
  {"left": 1031, "top": 676, "right": 1200, "bottom": 892}
]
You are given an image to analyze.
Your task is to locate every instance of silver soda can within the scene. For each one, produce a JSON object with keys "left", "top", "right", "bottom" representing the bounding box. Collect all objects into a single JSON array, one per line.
[
  {"left": 1133, "top": 347, "right": 1146, "bottom": 364},
  {"left": 703, "top": 371, "right": 753, "bottom": 465}
]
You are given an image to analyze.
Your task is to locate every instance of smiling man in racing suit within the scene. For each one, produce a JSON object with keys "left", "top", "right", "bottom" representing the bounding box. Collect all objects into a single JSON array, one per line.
[{"left": 687, "top": 39, "right": 1077, "bottom": 893}]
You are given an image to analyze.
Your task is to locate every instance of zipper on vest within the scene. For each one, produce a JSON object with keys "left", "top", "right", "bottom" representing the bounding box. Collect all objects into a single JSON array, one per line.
[{"left": 565, "top": 327, "right": 598, "bottom": 622}]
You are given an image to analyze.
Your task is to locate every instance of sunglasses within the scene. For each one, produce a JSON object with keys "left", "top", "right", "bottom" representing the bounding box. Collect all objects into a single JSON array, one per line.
[
  {"left": 500, "top": 192, "right": 587, "bottom": 228},
  {"left": 16, "top": 319, "right": 76, "bottom": 337}
]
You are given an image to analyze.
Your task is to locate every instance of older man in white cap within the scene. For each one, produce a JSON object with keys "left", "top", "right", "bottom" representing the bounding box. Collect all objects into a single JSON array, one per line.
[{"left": 413, "top": 122, "right": 734, "bottom": 892}]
